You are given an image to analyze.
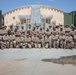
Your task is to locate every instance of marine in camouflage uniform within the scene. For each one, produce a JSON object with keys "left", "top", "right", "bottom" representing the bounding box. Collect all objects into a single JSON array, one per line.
[
  {"left": 32, "top": 34, "right": 38, "bottom": 48},
  {"left": 51, "top": 32, "right": 59, "bottom": 48},
  {"left": 73, "top": 30, "right": 76, "bottom": 48},
  {"left": 37, "top": 35, "right": 43, "bottom": 48},
  {"left": 25, "top": 35, "right": 32, "bottom": 48},
  {"left": 2, "top": 33, "right": 9, "bottom": 48},
  {"left": 45, "top": 35, "right": 51, "bottom": 48},
  {"left": 59, "top": 33, "right": 66, "bottom": 48},
  {"left": 65, "top": 33, "right": 74, "bottom": 49}
]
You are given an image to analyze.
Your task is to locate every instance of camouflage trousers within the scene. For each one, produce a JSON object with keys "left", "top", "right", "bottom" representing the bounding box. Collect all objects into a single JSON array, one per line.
[
  {"left": 59, "top": 40, "right": 66, "bottom": 48},
  {"left": 33, "top": 42, "right": 38, "bottom": 48},
  {"left": 38, "top": 42, "right": 42, "bottom": 48},
  {"left": 52, "top": 40, "right": 59, "bottom": 48},
  {"left": 45, "top": 42, "right": 51, "bottom": 48},
  {"left": 25, "top": 42, "right": 32, "bottom": 48},
  {"left": 74, "top": 39, "right": 76, "bottom": 48},
  {"left": 66, "top": 41, "right": 74, "bottom": 49}
]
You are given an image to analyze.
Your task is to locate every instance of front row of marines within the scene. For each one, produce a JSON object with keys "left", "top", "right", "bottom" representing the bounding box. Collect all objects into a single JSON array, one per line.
[{"left": 0, "top": 24, "right": 76, "bottom": 49}]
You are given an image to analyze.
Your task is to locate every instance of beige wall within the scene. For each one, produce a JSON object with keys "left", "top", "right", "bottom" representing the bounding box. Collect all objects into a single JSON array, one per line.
[
  {"left": 40, "top": 6, "right": 64, "bottom": 25},
  {"left": 4, "top": 6, "right": 31, "bottom": 27},
  {"left": 3, "top": 5, "right": 64, "bottom": 27}
]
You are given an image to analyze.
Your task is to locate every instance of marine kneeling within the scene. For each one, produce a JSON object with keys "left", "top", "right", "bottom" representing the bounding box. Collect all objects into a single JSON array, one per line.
[
  {"left": 25, "top": 34, "right": 32, "bottom": 48},
  {"left": 15, "top": 34, "right": 24, "bottom": 48},
  {"left": 3, "top": 33, "right": 9, "bottom": 48},
  {"left": 65, "top": 33, "right": 74, "bottom": 49},
  {"left": 32, "top": 34, "right": 38, "bottom": 48},
  {"left": 52, "top": 32, "right": 59, "bottom": 48},
  {"left": 37, "top": 35, "right": 43, "bottom": 48},
  {"left": 8, "top": 32, "right": 16, "bottom": 48},
  {"left": 45, "top": 35, "right": 51, "bottom": 48},
  {"left": 59, "top": 33, "right": 66, "bottom": 48}
]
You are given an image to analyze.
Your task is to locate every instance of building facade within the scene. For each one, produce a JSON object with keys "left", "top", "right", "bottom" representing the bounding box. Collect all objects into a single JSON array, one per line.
[{"left": 3, "top": 5, "right": 64, "bottom": 28}]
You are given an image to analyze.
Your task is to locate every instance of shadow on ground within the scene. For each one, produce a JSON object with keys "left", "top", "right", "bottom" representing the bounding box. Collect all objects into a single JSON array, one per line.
[
  {"left": 14, "top": 58, "right": 27, "bottom": 61},
  {"left": 42, "top": 55, "right": 76, "bottom": 65}
]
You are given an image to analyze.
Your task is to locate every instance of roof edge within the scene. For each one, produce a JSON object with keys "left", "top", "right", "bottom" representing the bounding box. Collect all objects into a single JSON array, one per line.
[{"left": 3, "top": 4, "right": 65, "bottom": 16}]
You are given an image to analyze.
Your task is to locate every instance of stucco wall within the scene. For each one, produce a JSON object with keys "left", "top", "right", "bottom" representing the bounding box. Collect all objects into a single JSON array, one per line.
[
  {"left": 3, "top": 5, "right": 64, "bottom": 27},
  {"left": 40, "top": 6, "right": 64, "bottom": 25}
]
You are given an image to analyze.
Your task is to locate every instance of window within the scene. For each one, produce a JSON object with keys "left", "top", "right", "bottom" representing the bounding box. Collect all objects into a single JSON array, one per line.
[
  {"left": 42, "top": 19, "right": 45, "bottom": 23},
  {"left": 46, "top": 19, "right": 50, "bottom": 24},
  {"left": 21, "top": 19, "right": 26, "bottom": 24},
  {"left": 13, "top": 17, "right": 15, "bottom": 20}
]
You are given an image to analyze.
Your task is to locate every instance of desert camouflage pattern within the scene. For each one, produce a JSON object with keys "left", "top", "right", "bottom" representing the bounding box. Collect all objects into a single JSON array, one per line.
[{"left": 0, "top": 24, "right": 76, "bottom": 49}]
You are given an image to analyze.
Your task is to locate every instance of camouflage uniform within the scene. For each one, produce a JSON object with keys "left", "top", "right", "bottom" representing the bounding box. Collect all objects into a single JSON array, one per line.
[
  {"left": 52, "top": 33, "right": 59, "bottom": 48},
  {"left": 25, "top": 35, "right": 31, "bottom": 48},
  {"left": 56, "top": 26, "right": 60, "bottom": 34},
  {"left": 20, "top": 27, "right": 25, "bottom": 36},
  {"left": 49, "top": 26, "right": 52, "bottom": 34},
  {"left": 37, "top": 35, "right": 43, "bottom": 48},
  {"left": 0, "top": 35, "right": 2, "bottom": 49},
  {"left": 74, "top": 30, "right": 76, "bottom": 48},
  {"left": 65, "top": 34, "right": 74, "bottom": 49},
  {"left": 64, "top": 25, "right": 71, "bottom": 34},
  {"left": 59, "top": 28, "right": 65, "bottom": 35},
  {"left": 27, "top": 25, "right": 32, "bottom": 35},
  {"left": 32, "top": 34, "right": 38, "bottom": 48},
  {"left": 45, "top": 28, "right": 50, "bottom": 36},
  {"left": 52, "top": 27, "right": 57, "bottom": 35},
  {"left": 3, "top": 34, "right": 9, "bottom": 48},
  {"left": 15, "top": 36, "right": 24, "bottom": 48},
  {"left": 59, "top": 33, "right": 66, "bottom": 48},
  {"left": 39, "top": 27, "right": 45, "bottom": 47},
  {"left": 11, "top": 33, "right": 16, "bottom": 48},
  {"left": 8, "top": 34, "right": 14, "bottom": 48},
  {"left": 32, "top": 27, "right": 36, "bottom": 36},
  {"left": 35, "top": 26, "right": 39, "bottom": 37},
  {"left": 45, "top": 35, "right": 51, "bottom": 48}
]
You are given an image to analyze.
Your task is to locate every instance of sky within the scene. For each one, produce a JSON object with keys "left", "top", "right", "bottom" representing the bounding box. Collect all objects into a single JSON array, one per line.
[{"left": 0, "top": 0, "right": 76, "bottom": 14}]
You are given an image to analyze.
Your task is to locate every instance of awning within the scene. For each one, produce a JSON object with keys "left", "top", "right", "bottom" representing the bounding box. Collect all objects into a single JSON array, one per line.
[
  {"left": 19, "top": 15, "right": 31, "bottom": 19},
  {"left": 41, "top": 15, "right": 53, "bottom": 19}
]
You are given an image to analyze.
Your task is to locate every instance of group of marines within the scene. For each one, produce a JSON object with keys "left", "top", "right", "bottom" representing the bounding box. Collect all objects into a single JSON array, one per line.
[{"left": 0, "top": 24, "right": 76, "bottom": 49}]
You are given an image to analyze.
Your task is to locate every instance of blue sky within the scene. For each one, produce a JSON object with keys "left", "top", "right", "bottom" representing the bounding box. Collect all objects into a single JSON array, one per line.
[{"left": 0, "top": 0, "right": 76, "bottom": 14}]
